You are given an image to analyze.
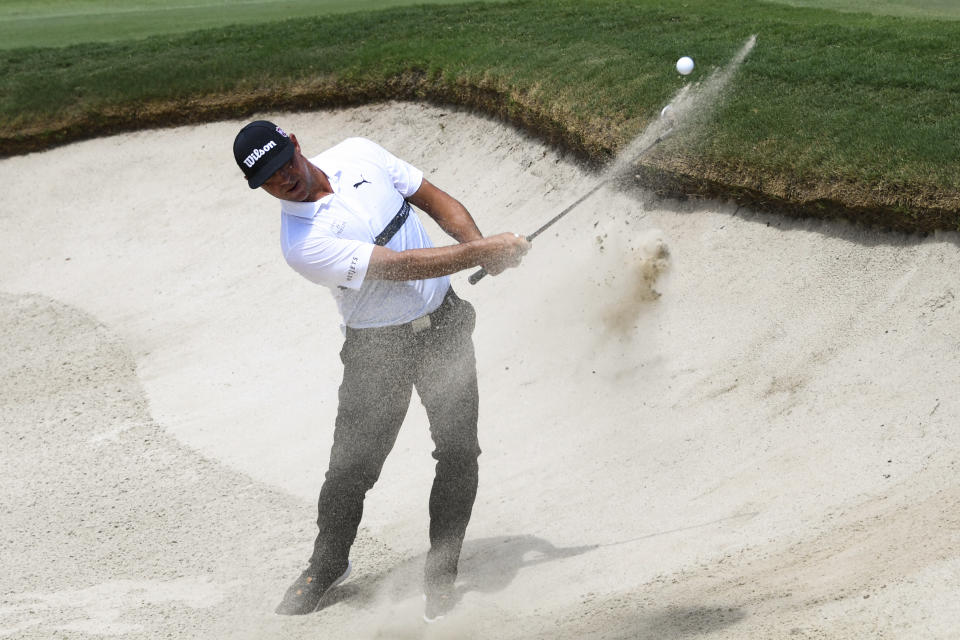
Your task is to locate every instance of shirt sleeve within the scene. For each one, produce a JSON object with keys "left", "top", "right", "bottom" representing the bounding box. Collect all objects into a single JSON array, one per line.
[
  {"left": 350, "top": 137, "right": 423, "bottom": 197},
  {"left": 283, "top": 236, "right": 375, "bottom": 290}
]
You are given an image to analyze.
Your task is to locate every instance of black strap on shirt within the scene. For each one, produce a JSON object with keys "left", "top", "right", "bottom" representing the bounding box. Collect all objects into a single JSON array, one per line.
[
  {"left": 374, "top": 200, "right": 412, "bottom": 246},
  {"left": 337, "top": 200, "right": 413, "bottom": 291}
]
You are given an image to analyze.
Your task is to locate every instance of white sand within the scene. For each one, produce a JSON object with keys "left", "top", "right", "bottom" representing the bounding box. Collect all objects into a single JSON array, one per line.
[{"left": 2, "top": 102, "right": 959, "bottom": 639}]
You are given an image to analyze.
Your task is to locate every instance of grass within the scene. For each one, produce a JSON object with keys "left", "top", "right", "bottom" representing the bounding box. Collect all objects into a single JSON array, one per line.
[
  {"left": 2, "top": 0, "right": 959, "bottom": 228},
  {"left": 0, "top": 0, "right": 512, "bottom": 50},
  {"left": 766, "top": 0, "right": 960, "bottom": 19}
]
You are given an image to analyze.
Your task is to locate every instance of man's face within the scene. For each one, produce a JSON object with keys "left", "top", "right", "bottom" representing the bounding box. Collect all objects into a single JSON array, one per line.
[{"left": 260, "top": 134, "right": 313, "bottom": 202}]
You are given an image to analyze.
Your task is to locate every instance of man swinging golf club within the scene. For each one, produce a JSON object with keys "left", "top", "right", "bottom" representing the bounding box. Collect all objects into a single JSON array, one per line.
[{"left": 232, "top": 121, "right": 530, "bottom": 622}]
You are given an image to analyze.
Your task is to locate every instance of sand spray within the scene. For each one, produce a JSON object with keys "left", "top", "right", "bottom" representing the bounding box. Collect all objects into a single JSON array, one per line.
[
  {"left": 590, "top": 35, "right": 758, "bottom": 336},
  {"left": 607, "top": 34, "right": 758, "bottom": 181}
]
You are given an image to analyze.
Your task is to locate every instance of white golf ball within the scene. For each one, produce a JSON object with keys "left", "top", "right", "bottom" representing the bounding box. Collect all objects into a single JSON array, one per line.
[{"left": 676, "top": 56, "right": 695, "bottom": 75}]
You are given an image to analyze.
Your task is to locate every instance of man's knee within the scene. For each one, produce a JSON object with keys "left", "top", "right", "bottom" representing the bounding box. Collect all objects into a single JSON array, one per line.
[
  {"left": 324, "top": 460, "right": 384, "bottom": 493},
  {"left": 432, "top": 445, "right": 481, "bottom": 470}
]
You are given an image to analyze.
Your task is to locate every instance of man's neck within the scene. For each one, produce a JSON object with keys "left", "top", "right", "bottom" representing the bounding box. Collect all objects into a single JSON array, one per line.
[{"left": 307, "top": 165, "right": 334, "bottom": 201}]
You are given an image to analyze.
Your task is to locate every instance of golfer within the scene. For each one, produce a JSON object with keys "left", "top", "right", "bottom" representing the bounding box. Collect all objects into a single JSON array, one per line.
[{"left": 232, "top": 121, "right": 530, "bottom": 621}]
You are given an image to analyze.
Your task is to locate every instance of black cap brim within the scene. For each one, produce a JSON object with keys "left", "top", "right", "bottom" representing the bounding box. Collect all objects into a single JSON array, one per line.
[{"left": 247, "top": 144, "right": 295, "bottom": 189}]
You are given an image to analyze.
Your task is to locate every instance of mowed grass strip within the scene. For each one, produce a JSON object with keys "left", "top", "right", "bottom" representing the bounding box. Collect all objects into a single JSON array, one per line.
[
  {"left": 767, "top": 0, "right": 960, "bottom": 20},
  {"left": 2, "top": 0, "right": 959, "bottom": 226},
  {"left": 0, "top": 0, "right": 513, "bottom": 50}
]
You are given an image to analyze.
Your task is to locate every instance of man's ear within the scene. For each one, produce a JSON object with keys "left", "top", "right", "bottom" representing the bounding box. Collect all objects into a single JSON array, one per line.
[{"left": 289, "top": 133, "right": 301, "bottom": 152}]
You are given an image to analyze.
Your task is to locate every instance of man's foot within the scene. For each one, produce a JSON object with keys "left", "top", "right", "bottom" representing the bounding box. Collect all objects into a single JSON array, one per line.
[
  {"left": 275, "top": 559, "right": 352, "bottom": 615},
  {"left": 423, "top": 588, "right": 456, "bottom": 623}
]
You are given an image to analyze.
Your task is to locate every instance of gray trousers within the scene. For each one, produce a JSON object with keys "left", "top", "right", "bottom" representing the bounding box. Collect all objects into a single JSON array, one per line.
[{"left": 308, "top": 289, "right": 481, "bottom": 596}]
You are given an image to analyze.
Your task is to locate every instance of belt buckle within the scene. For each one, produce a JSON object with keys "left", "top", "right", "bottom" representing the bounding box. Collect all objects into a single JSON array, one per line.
[{"left": 410, "top": 315, "right": 431, "bottom": 333}]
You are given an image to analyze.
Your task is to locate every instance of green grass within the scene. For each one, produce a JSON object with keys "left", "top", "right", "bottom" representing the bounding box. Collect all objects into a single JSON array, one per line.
[
  {"left": 2, "top": 0, "right": 959, "bottom": 226},
  {"left": 766, "top": 0, "right": 960, "bottom": 19},
  {"left": 0, "top": 0, "right": 511, "bottom": 50}
]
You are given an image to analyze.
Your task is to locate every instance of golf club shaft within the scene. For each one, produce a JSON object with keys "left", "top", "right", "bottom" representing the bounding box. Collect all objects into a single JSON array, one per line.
[
  {"left": 467, "top": 179, "right": 610, "bottom": 284},
  {"left": 527, "top": 178, "right": 611, "bottom": 242},
  {"left": 468, "top": 127, "right": 673, "bottom": 285}
]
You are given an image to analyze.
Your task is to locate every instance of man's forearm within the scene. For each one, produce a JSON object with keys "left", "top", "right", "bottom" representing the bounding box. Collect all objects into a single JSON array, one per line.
[
  {"left": 367, "top": 240, "right": 494, "bottom": 281},
  {"left": 429, "top": 197, "right": 484, "bottom": 244},
  {"left": 408, "top": 180, "right": 483, "bottom": 244}
]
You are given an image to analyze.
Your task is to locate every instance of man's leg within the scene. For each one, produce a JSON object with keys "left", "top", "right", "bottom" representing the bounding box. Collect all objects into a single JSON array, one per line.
[
  {"left": 277, "top": 329, "right": 414, "bottom": 615},
  {"left": 414, "top": 295, "right": 481, "bottom": 609},
  {"left": 310, "top": 330, "right": 415, "bottom": 569}
]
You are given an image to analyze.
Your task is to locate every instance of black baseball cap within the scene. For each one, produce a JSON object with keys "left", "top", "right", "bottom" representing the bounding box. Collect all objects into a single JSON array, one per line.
[{"left": 233, "top": 120, "right": 295, "bottom": 188}]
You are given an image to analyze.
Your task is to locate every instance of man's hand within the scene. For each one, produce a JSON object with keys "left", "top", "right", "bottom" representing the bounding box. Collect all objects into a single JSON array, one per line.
[{"left": 482, "top": 232, "right": 531, "bottom": 276}]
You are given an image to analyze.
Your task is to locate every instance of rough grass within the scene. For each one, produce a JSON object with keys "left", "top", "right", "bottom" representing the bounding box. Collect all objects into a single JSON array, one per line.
[{"left": 2, "top": 0, "right": 959, "bottom": 230}]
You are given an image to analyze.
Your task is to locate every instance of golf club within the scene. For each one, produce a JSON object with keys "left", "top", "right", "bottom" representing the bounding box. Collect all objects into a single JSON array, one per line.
[{"left": 468, "top": 122, "right": 675, "bottom": 285}]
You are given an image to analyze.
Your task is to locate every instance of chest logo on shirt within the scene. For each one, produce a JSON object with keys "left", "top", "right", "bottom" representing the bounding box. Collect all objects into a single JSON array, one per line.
[{"left": 353, "top": 175, "right": 372, "bottom": 189}]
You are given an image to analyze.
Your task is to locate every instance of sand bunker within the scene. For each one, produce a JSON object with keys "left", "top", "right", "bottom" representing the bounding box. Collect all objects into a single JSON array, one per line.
[{"left": 2, "top": 102, "right": 959, "bottom": 639}]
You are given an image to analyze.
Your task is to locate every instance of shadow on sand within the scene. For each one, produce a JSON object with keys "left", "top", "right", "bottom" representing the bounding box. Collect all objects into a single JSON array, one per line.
[
  {"left": 321, "top": 534, "right": 748, "bottom": 639},
  {"left": 592, "top": 605, "right": 748, "bottom": 640},
  {"left": 324, "top": 534, "right": 594, "bottom": 609}
]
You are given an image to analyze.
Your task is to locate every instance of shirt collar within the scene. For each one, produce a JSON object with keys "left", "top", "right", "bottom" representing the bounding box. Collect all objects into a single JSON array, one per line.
[{"left": 281, "top": 199, "right": 323, "bottom": 219}]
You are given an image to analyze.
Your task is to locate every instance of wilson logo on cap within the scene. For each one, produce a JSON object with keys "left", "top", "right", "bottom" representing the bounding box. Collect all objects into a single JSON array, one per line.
[
  {"left": 243, "top": 140, "right": 277, "bottom": 168},
  {"left": 234, "top": 119, "right": 295, "bottom": 188}
]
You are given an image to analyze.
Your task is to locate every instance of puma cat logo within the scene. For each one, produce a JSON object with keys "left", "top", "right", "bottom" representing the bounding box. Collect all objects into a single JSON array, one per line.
[{"left": 353, "top": 176, "right": 372, "bottom": 189}]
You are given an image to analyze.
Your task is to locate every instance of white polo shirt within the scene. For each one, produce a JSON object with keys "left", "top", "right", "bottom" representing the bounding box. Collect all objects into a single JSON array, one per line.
[{"left": 279, "top": 137, "right": 451, "bottom": 329}]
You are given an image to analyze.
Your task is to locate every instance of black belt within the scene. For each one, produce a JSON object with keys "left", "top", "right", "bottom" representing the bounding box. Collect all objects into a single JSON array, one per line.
[{"left": 408, "top": 287, "right": 459, "bottom": 333}]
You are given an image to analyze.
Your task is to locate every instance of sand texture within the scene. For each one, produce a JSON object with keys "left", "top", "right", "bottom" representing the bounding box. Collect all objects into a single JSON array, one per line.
[{"left": 2, "top": 102, "right": 959, "bottom": 638}]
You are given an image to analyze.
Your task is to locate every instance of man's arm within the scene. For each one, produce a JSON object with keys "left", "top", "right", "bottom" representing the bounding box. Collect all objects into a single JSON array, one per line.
[
  {"left": 369, "top": 178, "right": 529, "bottom": 281},
  {"left": 396, "top": 177, "right": 528, "bottom": 280},
  {"left": 366, "top": 233, "right": 529, "bottom": 281},
  {"left": 407, "top": 178, "right": 484, "bottom": 244}
]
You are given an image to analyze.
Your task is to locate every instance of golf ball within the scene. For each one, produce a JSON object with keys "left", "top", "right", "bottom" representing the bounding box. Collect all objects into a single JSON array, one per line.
[{"left": 676, "top": 56, "right": 695, "bottom": 75}]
